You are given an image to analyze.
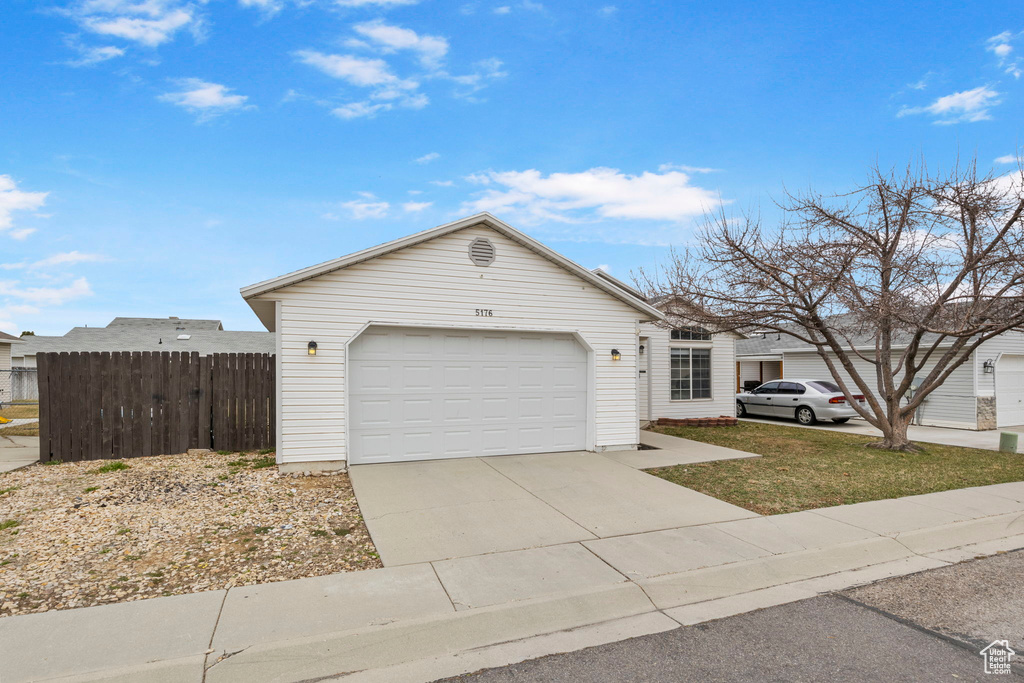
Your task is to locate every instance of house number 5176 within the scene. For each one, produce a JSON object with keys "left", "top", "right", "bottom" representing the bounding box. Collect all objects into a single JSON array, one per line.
[{"left": 475, "top": 309, "right": 493, "bottom": 316}]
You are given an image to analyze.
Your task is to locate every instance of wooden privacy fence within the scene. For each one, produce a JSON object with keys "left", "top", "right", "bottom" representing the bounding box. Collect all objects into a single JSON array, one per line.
[{"left": 36, "top": 352, "right": 275, "bottom": 462}]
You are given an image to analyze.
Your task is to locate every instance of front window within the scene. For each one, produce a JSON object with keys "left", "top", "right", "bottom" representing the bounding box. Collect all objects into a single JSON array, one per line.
[
  {"left": 671, "top": 348, "right": 712, "bottom": 400},
  {"left": 670, "top": 326, "right": 712, "bottom": 341}
]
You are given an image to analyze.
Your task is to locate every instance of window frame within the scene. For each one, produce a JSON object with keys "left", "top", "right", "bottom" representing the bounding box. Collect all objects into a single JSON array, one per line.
[
  {"left": 669, "top": 346, "right": 713, "bottom": 401},
  {"left": 670, "top": 326, "right": 713, "bottom": 341}
]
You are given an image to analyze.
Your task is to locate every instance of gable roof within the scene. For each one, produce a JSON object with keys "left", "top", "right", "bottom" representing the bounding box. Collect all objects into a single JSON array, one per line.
[
  {"left": 0, "top": 331, "right": 21, "bottom": 344},
  {"left": 10, "top": 329, "right": 273, "bottom": 358},
  {"left": 240, "top": 213, "right": 663, "bottom": 322}
]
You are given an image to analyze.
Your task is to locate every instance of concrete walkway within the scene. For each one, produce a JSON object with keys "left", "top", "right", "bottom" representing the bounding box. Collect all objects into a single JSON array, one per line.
[
  {"left": 3, "top": 478, "right": 1024, "bottom": 682},
  {"left": 741, "top": 416, "right": 1024, "bottom": 452},
  {"left": 349, "top": 450, "right": 757, "bottom": 566},
  {"left": 0, "top": 434, "right": 38, "bottom": 473}
]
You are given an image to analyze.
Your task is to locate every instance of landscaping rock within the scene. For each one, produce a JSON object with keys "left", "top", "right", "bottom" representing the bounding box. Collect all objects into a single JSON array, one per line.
[{"left": 0, "top": 450, "right": 381, "bottom": 618}]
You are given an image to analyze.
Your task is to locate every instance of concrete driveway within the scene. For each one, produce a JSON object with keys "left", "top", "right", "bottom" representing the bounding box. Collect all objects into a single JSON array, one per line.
[
  {"left": 0, "top": 434, "right": 38, "bottom": 473},
  {"left": 350, "top": 451, "right": 757, "bottom": 566}
]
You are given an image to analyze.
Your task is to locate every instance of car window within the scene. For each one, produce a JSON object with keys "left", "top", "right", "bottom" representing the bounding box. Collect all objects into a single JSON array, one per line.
[
  {"left": 779, "top": 382, "right": 805, "bottom": 395},
  {"left": 807, "top": 381, "right": 841, "bottom": 393},
  {"left": 756, "top": 382, "right": 780, "bottom": 394}
]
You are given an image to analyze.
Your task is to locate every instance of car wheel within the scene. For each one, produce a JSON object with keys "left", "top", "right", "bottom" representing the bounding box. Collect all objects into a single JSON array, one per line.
[
  {"left": 736, "top": 401, "right": 746, "bottom": 418},
  {"left": 832, "top": 418, "right": 850, "bottom": 424},
  {"left": 796, "top": 406, "right": 816, "bottom": 425}
]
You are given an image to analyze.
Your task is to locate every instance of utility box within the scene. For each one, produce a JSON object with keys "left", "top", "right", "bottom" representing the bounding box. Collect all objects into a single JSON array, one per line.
[{"left": 999, "top": 432, "right": 1020, "bottom": 454}]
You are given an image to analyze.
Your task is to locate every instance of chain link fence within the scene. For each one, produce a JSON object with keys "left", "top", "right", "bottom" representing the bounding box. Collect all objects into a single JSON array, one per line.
[{"left": 0, "top": 368, "right": 39, "bottom": 407}]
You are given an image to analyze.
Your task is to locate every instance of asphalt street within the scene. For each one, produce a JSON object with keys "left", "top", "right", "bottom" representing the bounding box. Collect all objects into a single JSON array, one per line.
[{"left": 439, "top": 550, "right": 1024, "bottom": 682}]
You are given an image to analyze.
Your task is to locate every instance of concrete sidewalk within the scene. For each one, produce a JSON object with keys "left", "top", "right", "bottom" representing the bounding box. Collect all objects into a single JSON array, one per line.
[
  {"left": 3, "top": 479, "right": 1024, "bottom": 682},
  {"left": 740, "top": 416, "right": 1024, "bottom": 452},
  {"left": 0, "top": 433, "right": 38, "bottom": 473}
]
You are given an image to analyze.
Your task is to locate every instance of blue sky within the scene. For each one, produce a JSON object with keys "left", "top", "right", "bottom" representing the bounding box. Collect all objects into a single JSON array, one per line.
[{"left": 1, "top": 0, "right": 1021, "bottom": 334}]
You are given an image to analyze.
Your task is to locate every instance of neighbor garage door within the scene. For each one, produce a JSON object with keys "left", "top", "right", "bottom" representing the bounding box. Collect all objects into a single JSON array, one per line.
[
  {"left": 996, "top": 354, "right": 1024, "bottom": 427},
  {"left": 348, "top": 327, "right": 588, "bottom": 464}
]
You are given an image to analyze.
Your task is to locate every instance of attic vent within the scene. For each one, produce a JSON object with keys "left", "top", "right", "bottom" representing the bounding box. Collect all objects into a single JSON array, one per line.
[
  {"left": 468, "top": 238, "right": 496, "bottom": 267},
  {"left": 177, "top": 334, "right": 191, "bottom": 340}
]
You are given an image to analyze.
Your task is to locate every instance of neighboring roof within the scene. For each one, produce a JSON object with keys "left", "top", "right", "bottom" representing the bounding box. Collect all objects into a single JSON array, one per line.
[
  {"left": 0, "top": 331, "right": 21, "bottom": 344},
  {"left": 591, "top": 268, "right": 646, "bottom": 300},
  {"left": 241, "top": 213, "right": 664, "bottom": 323},
  {"left": 106, "top": 317, "right": 224, "bottom": 331},
  {"left": 736, "top": 333, "right": 815, "bottom": 356},
  {"left": 10, "top": 329, "right": 273, "bottom": 357}
]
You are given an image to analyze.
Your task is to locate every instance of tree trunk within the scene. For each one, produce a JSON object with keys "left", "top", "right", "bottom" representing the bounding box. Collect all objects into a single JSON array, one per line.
[{"left": 871, "top": 411, "right": 918, "bottom": 451}]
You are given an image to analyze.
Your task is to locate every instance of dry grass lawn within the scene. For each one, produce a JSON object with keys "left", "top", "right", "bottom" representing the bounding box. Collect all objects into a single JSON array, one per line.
[
  {"left": 647, "top": 422, "right": 1024, "bottom": 515},
  {"left": 0, "top": 403, "right": 38, "bottom": 421},
  {"left": 0, "top": 450, "right": 381, "bottom": 617}
]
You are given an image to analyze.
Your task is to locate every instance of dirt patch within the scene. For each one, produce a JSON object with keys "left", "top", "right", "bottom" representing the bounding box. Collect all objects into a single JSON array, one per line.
[{"left": 0, "top": 451, "right": 381, "bottom": 617}]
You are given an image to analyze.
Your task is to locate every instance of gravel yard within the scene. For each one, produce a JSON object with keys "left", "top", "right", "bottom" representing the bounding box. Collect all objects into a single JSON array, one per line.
[{"left": 0, "top": 451, "right": 381, "bottom": 617}]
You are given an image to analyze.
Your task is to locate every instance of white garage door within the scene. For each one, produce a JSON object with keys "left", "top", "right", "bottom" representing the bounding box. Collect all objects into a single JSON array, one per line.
[
  {"left": 996, "top": 354, "right": 1024, "bottom": 427},
  {"left": 349, "top": 327, "right": 588, "bottom": 464}
]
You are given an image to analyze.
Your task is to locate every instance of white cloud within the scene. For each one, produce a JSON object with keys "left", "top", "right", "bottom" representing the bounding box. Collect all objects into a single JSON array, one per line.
[
  {"left": 1, "top": 252, "right": 107, "bottom": 271},
  {"left": 987, "top": 31, "right": 1022, "bottom": 78},
  {"left": 335, "top": 0, "right": 419, "bottom": 5},
  {"left": 493, "top": 6, "right": 510, "bottom": 14},
  {"left": 295, "top": 50, "right": 407, "bottom": 87},
  {"left": 402, "top": 201, "right": 432, "bottom": 212},
  {"left": 995, "top": 154, "right": 1021, "bottom": 164},
  {"left": 0, "top": 176, "right": 48, "bottom": 238},
  {"left": 658, "top": 163, "right": 719, "bottom": 174},
  {"left": 68, "top": 0, "right": 201, "bottom": 47},
  {"left": 66, "top": 43, "right": 126, "bottom": 67},
  {"left": 898, "top": 86, "right": 1001, "bottom": 124},
  {"left": 332, "top": 101, "right": 391, "bottom": 119},
  {"left": 598, "top": 5, "right": 616, "bottom": 15},
  {"left": 340, "top": 195, "right": 389, "bottom": 218},
  {"left": 158, "top": 79, "right": 252, "bottom": 120},
  {"left": 414, "top": 152, "right": 440, "bottom": 164},
  {"left": 353, "top": 21, "right": 449, "bottom": 69},
  {"left": 447, "top": 57, "right": 507, "bottom": 99},
  {"left": 0, "top": 277, "right": 93, "bottom": 306},
  {"left": 239, "top": 0, "right": 284, "bottom": 13},
  {"left": 430, "top": 180, "right": 455, "bottom": 187},
  {"left": 461, "top": 166, "right": 724, "bottom": 223}
]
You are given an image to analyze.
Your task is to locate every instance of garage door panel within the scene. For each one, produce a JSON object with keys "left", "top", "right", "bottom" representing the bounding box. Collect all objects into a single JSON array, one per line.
[
  {"left": 996, "top": 355, "right": 1024, "bottom": 427},
  {"left": 350, "top": 327, "right": 588, "bottom": 463}
]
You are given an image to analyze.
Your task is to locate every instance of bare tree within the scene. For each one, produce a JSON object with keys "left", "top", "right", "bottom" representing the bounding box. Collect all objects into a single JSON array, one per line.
[{"left": 638, "top": 161, "right": 1024, "bottom": 450}]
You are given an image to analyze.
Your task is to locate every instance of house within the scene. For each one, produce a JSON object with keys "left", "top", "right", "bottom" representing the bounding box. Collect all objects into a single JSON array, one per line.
[
  {"left": 10, "top": 317, "right": 274, "bottom": 368},
  {"left": 0, "top": 331, "right": 19, "bottom": 372},
  {"left": 241, "top": 213, "right": 666, "bottom": 471},
  {"left": 591, "top": 273, "right": 741, "bottom": 424},
  {"left": 735, "top": 330, "right": 1024, "bottom": 430}
]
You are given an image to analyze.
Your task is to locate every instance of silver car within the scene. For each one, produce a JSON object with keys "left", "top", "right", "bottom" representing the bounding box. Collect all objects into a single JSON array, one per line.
[{"left": 736, "top": 379, "right": 866, "bottom": 425}]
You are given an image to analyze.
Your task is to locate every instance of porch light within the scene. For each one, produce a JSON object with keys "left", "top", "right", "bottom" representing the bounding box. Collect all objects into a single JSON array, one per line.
[
  {"left": 639, "top": 344, "right": 645, "bottom": 355},
  {"left": 983, "top": 358, "right": 994, "bottom": 374},
  {"left": 611, "top": 349, "right": 621, "bottom": 361},
  {"left": 308, "top": 341, "right": 318, "bottom": 356}
]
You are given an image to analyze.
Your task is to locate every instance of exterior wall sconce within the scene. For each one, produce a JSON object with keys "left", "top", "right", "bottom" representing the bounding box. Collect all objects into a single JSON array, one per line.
[
  {"left": 611, "top": 349, "right": 621, "bottom": 361},
  {"left": 983, "top": 358, "right": 994, "bottom": 374},
  {"left": 308, "top": 341, "right": 318, "bottom": 356},
  {"left": 639, "top": 344, "right": 645, "bottom": 355}
]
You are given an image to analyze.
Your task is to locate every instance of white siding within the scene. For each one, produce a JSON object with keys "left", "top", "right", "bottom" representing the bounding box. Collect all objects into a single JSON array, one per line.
[
  {"left": 640, "top": 323, "right": 738, "bottom": 421},
  {"left": 781, "top": 349, "right": 978, "bottom": 429},
  {"left": 975, "top": 332, "right": 1024, "bottom": 397},
  {"left": 0, "top": 344, "right": 10, "bottom": 372},
  {"left": 255, "top": 226, "right": 645, "bottom": 464},
  {"left": 12, "top": 355, "right": 35, "bottom": 369},
  {"left": 738, "top": 360, "right": 782, "bottom": 390}
]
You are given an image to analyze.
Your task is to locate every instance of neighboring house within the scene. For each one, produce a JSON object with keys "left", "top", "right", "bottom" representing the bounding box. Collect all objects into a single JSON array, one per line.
[
  {"left": 241, "top": 213, "right": 664, "bottom": 470},
  {"left": 736, "top": 330, "right": 1024, "bottom": 430},
  {"left": 10, "top": 317, "right": 273, "bottom": 367},
  {"left": 591, "top": 273, "right": 741, "bottom": 423},
  {"left": 0, "top": 331, "right": 19, "bottom": 372}
]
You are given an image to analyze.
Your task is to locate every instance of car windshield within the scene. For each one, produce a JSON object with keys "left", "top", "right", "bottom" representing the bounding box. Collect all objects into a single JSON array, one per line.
[{"left": 807, "top": 380, "right": 841, "bottom": 393}]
